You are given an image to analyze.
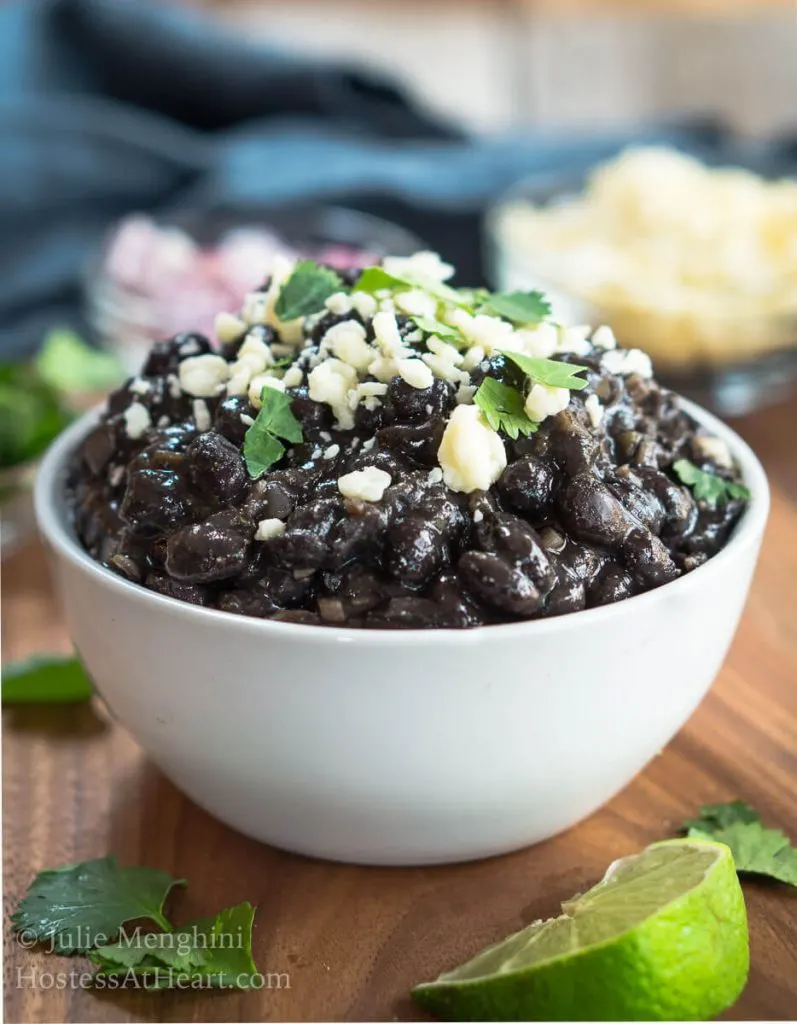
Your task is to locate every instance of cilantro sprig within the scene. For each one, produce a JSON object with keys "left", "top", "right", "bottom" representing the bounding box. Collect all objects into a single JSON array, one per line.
[
  {"left": 243, "top": 388, "right": 304, "bottom": 479},
  {"left": 12, "top": 857, "right": 261, "bottom": 990},
  {"left": 474, "top": 378, "right": 537, "bottom": 440},
  {"left": 476, "top": 290, "right": 551, "bottom": 325},
  {"left": 2, "top": 655, "right": 93, "bottom": 705},
  {"left": 274, "top": 260, "right": 343, "bottom": 321},
  {"left": 673, "top": 459, "right": 750, "bottom": 507},
  {"left": 682, "top": 802, "right": 797, "bottom": 887},
  {"left": 503, "top": 351, "right": 589, "bottom": 391},
  {"left": 11, "top": 857, "right": 184, "bottom": 953},
  {"left": 90, "top": 903, "right": 259, "bottom": 988}
]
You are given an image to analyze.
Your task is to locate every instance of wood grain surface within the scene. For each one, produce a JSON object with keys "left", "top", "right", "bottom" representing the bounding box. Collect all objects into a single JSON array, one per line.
[{"left": 3, "top": 399, "right": 797, "bottom": 1023}]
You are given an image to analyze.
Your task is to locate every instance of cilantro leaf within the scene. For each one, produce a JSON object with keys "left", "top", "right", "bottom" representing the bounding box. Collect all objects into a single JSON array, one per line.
[
  {"left": 353, "top": 267, "right": 410, "bottom": 296},
  {"left": 274, "top": 261, "right": 343, "bottom": 321},
  {"left": 2, "top": 655, "right": 93, "bottom": 705},
  {"left": 673, "top": 459, "right": 750, "bottom": 507},
  {"left": 682, "top": 802, "right": 797, "bottom": 886},
  {"left": 683, "top": 801, "right": 761, "bottom": 832},
  {"left": 474, "top": 378, "right": 537, "bottom": 440},
  {"left": 36, "top": 329, "right": 124, "bottom": 394},
  {"left": 477, "top": 290, "right": 552, "bottom": 325},
  {"left": 251, "top": 388, "right": 303, "bottom": 444},
  {"left": 410, "top": 316, "right": 462, "bottom": 344},
  {"left": 91, "top": 903, "right": 259, "bottom": 989},
  {"left": 503, "top": 352, "right": 589, "bottom": 391},
  {"left": 354, "top": 266, "right": 465, "bottom": 309},
  {"left": 243, "top": 389, "right": 303, "bottom": 479},
  {"left": 11, "top": 857, "right": 185, "bottom": 953},
  {"left": 457, "top": 287, "right": 491, "bottom": 309}
]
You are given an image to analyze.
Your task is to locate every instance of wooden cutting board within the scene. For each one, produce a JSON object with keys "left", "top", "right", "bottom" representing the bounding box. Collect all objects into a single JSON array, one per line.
[{"left": 3, "top": 399, "right": 796, "bottom": 1023}]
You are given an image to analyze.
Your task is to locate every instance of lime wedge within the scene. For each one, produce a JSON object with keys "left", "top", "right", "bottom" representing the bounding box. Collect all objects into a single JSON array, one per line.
[{"left": 413, "top": 839, "right": 748, "bottom": 1021}]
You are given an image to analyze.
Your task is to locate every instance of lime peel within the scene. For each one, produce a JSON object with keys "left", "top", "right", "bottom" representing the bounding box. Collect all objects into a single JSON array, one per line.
[{"left": 412, "top": 838, "right": 749, "bottom": 1021}]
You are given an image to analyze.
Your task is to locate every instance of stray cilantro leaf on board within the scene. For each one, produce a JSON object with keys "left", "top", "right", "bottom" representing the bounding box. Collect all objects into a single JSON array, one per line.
[
  {"left": 274, "top": 261, "right": 343, "bottom": 321},
  {"left": 36, "top": 330, "right": 124, "bottom": 394},
  {"left": 91, "top": 903, "right": 259, "bottom": 989},
  {"left": 11, "top": 857, "right": 185, "bottom": 953},
  {"left": 673, "top": 459, "right": 750, "bottom": 507},
  {"left": 682, "top": 802, "right": 797, "bottom": 887},
  {"left": 503, "top": 352, "right": 589, "bottom": 391},
  {"left": 683, "top": 801, "right": 761, "bottom": 832},
  {"left": 2, "top": 656, "right": 93, "bottom": 705},
  {"left": 243, "top": 389, "right": 304, "bottom": 479},
  {"left": 474, "top": 378, "right": 538, "bottom": 440},
  {"left": 477, "top": 290, "right": 552, "bottom": 325}
]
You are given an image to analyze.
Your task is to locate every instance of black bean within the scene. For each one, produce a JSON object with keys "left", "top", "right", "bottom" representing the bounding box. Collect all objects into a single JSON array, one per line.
[
  {"left": 622, "top": 527, "right": 679, "bottom": 586},
  {"left": 558, "top": 473, "right": 634, "bottom": 547},
  {"left": 497, "top": 457, "right": 555, "bottom": 514},
  {"left": 290, "top": 387, "right": 335, "bottom": 433},
  {"left": 80, "top": 424, "right": 117, "bottom": 477},
  {"left": 366, "top": 596, "right": 446, "bottom": 629},
  {"left": 382, "top": 377, "right": 455, "bottom": 424},
  {"left": 541, "top": 574, "right": 586, "bottom": 617},
  {"left": 608, "top": 473, "right": 666, "bottom": 535},
  {"left": 243, "top": 479, "right": 294, "bottom": 521},
  {"left": 185, "top": 432, "right": 248, "bottom": 503},
  {"left": 216, "top": 587, "right": 280, "bottom": 618},
  {"left": 459, "top": 551, "right": 543, "bottom": 616},
  {"left": 119, "top": 468, "right": 192, "bottom": 533},
  {"left": 146, "top": 573, "right": 209, "bottom": 606},
  {"left": 377, "top": 421, "right": 445, "bottom": 467},
  {"left": 386, "top": 513, "right": 449, "bottom": 588},
  {"left": 165, "top": 511, "right": 254, "bottom": 583},
  {"left": 326, "top": 506, "right": 387, "bottom": 571},
  {"left": 215, "top": 395, "right": 255, "bottom": 447},
  {"left": 588, "top": 565, "right": 634, "bottom": 606},
  {"left": 268, "top": 530, "right": 328, "bottom": 571}
]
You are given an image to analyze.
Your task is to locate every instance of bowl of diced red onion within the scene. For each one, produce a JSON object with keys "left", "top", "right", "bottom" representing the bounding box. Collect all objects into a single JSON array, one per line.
[{"left": 86, "top": 205, "right": 423, "bottom": 374}]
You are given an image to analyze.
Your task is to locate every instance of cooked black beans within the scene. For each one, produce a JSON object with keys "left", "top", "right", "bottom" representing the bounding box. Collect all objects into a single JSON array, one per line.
[{"left": 68, "top": 295, "right": 748, "bottom": 628}]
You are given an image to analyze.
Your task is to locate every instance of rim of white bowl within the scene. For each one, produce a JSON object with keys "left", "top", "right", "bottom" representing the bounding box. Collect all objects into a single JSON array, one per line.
[{"left": 34, "top": 398, "right": 770, "bottom": 648}]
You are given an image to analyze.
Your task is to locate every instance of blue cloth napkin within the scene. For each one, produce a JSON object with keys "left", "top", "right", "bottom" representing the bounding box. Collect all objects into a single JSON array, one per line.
[{"left": 1, "top": 0, "right": 792, "bottom": 359}]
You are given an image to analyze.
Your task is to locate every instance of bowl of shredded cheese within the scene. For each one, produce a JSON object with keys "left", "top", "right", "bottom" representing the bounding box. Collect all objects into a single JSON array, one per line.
[{"left": 489, "top": 147, "right": 797, "bottom": 414}]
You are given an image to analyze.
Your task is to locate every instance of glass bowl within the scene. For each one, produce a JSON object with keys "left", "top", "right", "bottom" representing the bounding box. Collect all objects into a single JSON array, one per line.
[
  {"left": 486, "top": 165, "right": 797, "bottom": 417},
  {"left": 86, "top": 205, "right": 424, "bottom": 375}
]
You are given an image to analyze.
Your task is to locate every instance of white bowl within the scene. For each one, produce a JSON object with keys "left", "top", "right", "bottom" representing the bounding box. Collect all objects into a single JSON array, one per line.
[{"left": 34, "top": 401, "right": 769, "bottom": 865}]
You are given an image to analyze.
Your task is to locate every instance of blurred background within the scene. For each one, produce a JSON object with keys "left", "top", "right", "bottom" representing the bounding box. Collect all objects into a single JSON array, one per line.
[{"left": 1, "top": 0, "right": 796, "bottom": 549}]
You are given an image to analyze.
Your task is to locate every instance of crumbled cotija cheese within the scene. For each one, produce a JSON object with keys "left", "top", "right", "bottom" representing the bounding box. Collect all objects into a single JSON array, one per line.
[
  {"left": 248, "top": 374, "right": 286, "bottom": 407},
  {"left": 129, "top": 378, "right": 152, "bottom": 396},
  {"left": 592, "top": 325, "right": 617, "bottom": 350},
  {"left": 214, "top": 312, "right": 246, "bottom": 344},
  {"left": 437, "top": 405, "right": 506, "bottom": 493},
  {"left": 584, "top": 393, "right": 604, "bottom": 428},
  {"left": 308, "top": 358, "right": 358, "bottom": 429},
  {"left": 524, "top": 383, "right": 571, "bottom": 423},
  {"left": 255, "top": 518, "right": 287, "bottom": 541},
  {"left": 601, "top": 348, "right": 653, "bottom": 379},
  {"left": 193, "top": 399, "right": 212, "bottom": 432},
  {"left": 179, "top": 354, "right": 230, "bottom": 397},
  {"left": 324, "top": 320, "right": 373, "bottom": 371},
  {"left": 123, "top": 402, "right": 151, "bottom": 439},
  {"left": 396, "top": 358, "right": 434, "bottom": 390},
  {"left": 695, "top": 435, "right": 733, "bottom": 468},
  {"left": 337, "top": 467, "right": 392, "bottom": 502}
]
